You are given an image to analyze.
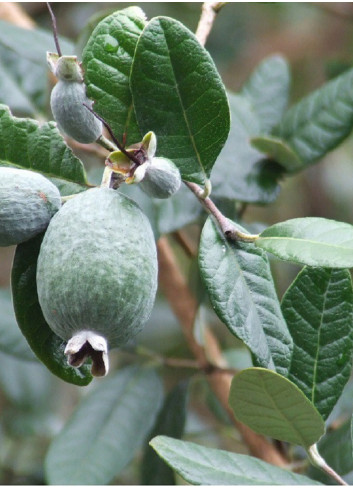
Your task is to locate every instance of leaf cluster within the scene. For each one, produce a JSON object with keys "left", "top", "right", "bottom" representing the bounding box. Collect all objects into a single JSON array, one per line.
[{"left": 1, "top": 3, "right": 353, "bottom": 486}]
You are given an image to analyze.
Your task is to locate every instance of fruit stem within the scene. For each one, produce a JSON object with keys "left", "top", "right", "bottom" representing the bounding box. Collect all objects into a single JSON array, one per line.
[
  {"left": 97, "top": 134, "right": 118, "bottom": 152},
  {"left": 47, "top": 2, "right": 62, "bottom": 57},
  {"left": 83, "top": 105, "right": 141, "bottom": 166}
]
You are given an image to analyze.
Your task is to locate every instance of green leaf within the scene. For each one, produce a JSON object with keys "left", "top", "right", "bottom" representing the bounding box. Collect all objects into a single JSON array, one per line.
[
  {"left": 11, "top": 234, "right": 92, "bottom": 386},
  {"left": 150, "top": 435, "right": 322, "bottom": 485},
  {"left": 0, "top": 104, "right": 89, "bottom": 195},
  {"left": 308, "top": 420, "right": 353, "bottom": 484},
  {"left": 0, "top": 351, "right": 52, "bottom": 410},
  {"left": 351, "top": 415, "right": 353, "bottom": 460},
  {"left": 0, "top": 54, "right": 38, "bottom": 117},
  {"left": 229, "top": 367, "right": 325, "bottom": 447},
  {"left": 45, "top": 365, "right": 163, "bottom": 485},
  {"left": 82, "top": 7, "right": 146, "bottom": 145},
  {"left": 0, "top": 288, "right": 35, "bottom": 361},
  {"left": 76, "top": 8, "right": 117, "bottom": 56},
  {"left": 211, "top": 93, "right": 282, "bottom": 204},
  {"left": 141, "top": 381, "right": 188, "bottom": 485},
  {"left": 0, "top": 20, "right": 74, "bottom": 64},
  {"left": 256, "top": 217, "right": 353, "bottom": 268},
  {"left": 121, "top": 183, "right": 201, "bottom": 239},
  {"left": 328, "top": 377, "right": 353, "bottom": 425},
  {"left": 251, "top": 135, "right": 303, "bottom": 172},
  {"left": 282, "top": 267, "right": 353, "bottom": 420},
  {"left": 130, "top": 16, "right": 230, "bottom": 184},
  {"left": 198, "top": 217, "right": 292, "bottom": 376},
  {"left": 241, "top": 55, "right": 290, "bottom": 133},
  {"left": 274, "top": 67, "right": 353, "bottom": 169}
]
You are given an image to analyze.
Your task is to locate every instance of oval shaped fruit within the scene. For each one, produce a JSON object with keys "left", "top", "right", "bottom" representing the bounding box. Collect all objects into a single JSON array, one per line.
[
  {"left": 139, "top": 157, "right": 181, "bottom": 199},
  {"left": 50, "top": 80, "right": 102, "bottom": 144},
  {"left": 0, "top": 167, "right": 61, "bottom": 247},
  {"left": 36, "top": 188, "right": 157, "bottom": 376}
]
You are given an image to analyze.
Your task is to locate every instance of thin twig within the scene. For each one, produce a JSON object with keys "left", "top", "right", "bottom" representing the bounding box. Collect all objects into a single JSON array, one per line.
[
  {"left": 184, "top": 181, "right": 259, "bottom": 242},
  {"left": 83, "top": 104, "right": 141, "bottom": 165},
  {"left": 195, "top": 2, "right": 226, "bottom": 46},
  {"left": 46, "top": 2, "right": 62, "bottom": 56}
]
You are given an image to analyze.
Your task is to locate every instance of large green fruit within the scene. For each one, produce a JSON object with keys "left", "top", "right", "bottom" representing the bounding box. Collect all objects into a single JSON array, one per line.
[
  {"left": 36, "top": 188, "right": 157, "bottom": 376},
  {"left": 0, "top": 167, "right": 61, "bottom": 247}
]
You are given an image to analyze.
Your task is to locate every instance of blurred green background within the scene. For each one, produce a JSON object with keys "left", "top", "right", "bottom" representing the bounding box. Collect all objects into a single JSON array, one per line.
[{"left": 1, "top": 2, "right": 353, "bottom": 484}]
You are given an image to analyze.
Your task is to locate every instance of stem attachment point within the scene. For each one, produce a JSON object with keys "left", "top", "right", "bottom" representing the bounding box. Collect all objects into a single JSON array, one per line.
[{"left": 307, "top": 444, "right": 348, "bottom": 486}]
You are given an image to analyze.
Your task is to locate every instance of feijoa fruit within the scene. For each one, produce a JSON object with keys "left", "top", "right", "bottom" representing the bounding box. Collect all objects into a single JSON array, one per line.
[
  {"left": 0, "top": 167, "right": 61, "bottom": 247},
  {"left": 36, "top": 188, "right": 157, "bottom": 376}
]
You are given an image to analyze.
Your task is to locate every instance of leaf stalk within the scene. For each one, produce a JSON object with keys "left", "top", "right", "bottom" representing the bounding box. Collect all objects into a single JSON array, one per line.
[
  {"left": 307, "top": 444, "right": 348, "bottom": 486},
  {"left": 184, "top": 181, "right": 258, "bottom": 242}
]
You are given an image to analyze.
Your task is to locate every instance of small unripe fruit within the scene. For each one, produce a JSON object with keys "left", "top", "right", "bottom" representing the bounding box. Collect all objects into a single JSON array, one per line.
[
  {"left": 0, "top": 167, "right": 61, "bottom": 247},
  {"left": 50, "top": 81, "right": 102, "bottom": 143},
  {"left": 47, "top": 53, "right": 102, "bottom": 144},
  {"left": 139, "top": 157, "right": 181, "bottom": 199},
  {"left": 36, "top": 188, "right": 157, "bottom": 376}
]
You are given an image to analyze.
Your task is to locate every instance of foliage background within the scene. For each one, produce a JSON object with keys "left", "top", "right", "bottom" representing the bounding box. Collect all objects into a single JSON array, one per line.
[{"left": 0, "top": 1, "right": 353, "bottom": 484}]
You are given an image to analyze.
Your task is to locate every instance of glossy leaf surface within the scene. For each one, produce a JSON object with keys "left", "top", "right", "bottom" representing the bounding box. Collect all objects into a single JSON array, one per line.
[
  {"left": 0, "top": 105, "right": 88, "bottom": 195},
  {"left": 241, "top": 54, "right": 290, "bottom": 132},
  {"left": 131, "top": 16, "right": 230, "bottom": 184},
  {"left": 150, "top": 436, "right": 321, "bottom": 485},
  {"left": 229, "top": 367, "right": 325, "bottom": 448},
  {"left": 275, "top": 67, "right": 353, "bottom": 169},
  {"left": 82, "top": 7, "right": 146, "bottom": 145},
  {"left": 282, "top": 266, "right": 353, "bottom": 420},
  {"left": 45, "top": 366, "right": 163, "bottom": 485},
  {"left": 11, "top": 234, "right": 92, "bottom": 386},
  {"left": 211, "top": 93, "right": 282, "bottom": 204},
  {"left": 141, "top": 381, "right": 188, "bottom": 485},
  {"left": 199, "top": 217, "right": 292, "bottom": 376},
  {"left": 256, "top": 217, "right": 353, "bottom": 268}
]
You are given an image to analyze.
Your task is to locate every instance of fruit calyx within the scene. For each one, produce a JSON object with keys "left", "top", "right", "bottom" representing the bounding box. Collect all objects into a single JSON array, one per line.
[
  {"left": 64, "top": 331, "right": 109, "bottom": 377},
  {"left": 47, "top": 52, "right": 83, "bottom": 82}
]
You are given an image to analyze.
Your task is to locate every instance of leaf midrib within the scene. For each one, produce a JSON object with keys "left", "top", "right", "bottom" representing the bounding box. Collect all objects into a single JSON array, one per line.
[
  {"left": 215, "top": 225, "right": 282, "bottom": 371},
  {"left": 278, "top": 69, "right": 353, "bottom": 143},
  {"left": 159, "top": 21, "right": 207, "bottom": 182},
  {"left": 258, "top": 235, "right": 353, "bottom": 252},
  {"left": 258, "top": 372, "right": 313, "bottom": 448},
  {"left": 311, "top": 279, "right": 329, "bottom": 406},
  {"left": 154, "top": 439, "right": 316, "bottom": 485}
]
